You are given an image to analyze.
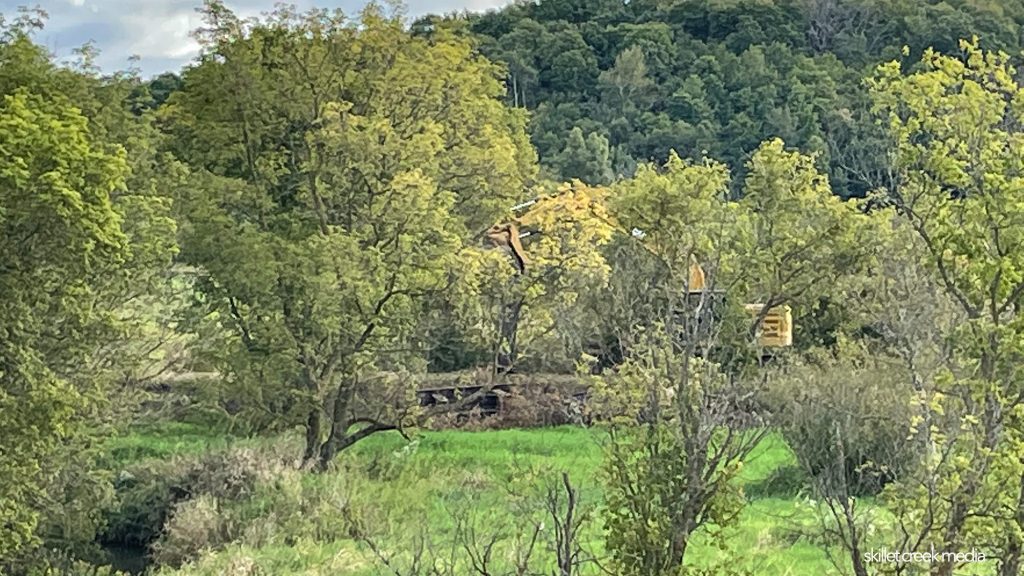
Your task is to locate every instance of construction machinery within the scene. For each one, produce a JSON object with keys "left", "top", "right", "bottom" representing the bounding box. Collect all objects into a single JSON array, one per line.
[
  {"left": 415, "top": 192, "right": 792, "bottom": 417},
  {"left": 483, "top": 192, "right": 793, "bottom": 350}
]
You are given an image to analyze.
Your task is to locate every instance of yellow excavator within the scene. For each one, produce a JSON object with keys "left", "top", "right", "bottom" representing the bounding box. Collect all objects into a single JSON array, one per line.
[{"left": 484, "top": 194, "right": 793, "bottom": 349}]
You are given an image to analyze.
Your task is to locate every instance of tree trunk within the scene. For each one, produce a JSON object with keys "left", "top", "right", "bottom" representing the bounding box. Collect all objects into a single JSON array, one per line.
[
  {"left": 1000, "top": 469, "right": 1024, "bottom": 576},
  {"left": 844, "top": 501, "right": 869, "bottom": 576},
  {"left": 299, "top": 363, "right": 324, "bottom": 468},
  {"left": 302, "top": 407, "right": 322, "bottom": 468},
  {"left": 317, "top": 377, "right": 356, "bottom": 468},
  {"left": 1002, "top": 541, "right": 1022, "bottom": 576},
  {"left": 496, "top": 297, "right": 523, "bottom": 372},
  {"left": 317, "top": 435, "right": 343, "bottom": 470},
  {"left": 554, "top": 473, "right": 577, "bottom": 576},
  {"left": 669, "top": 523, "right": 692, "bottom": 570},
  {"left": 671, "top": 444, "right": 704, "bottom": 568},
  {"left": 936, "top": 349, "right": 1001, "bottom": 576}
]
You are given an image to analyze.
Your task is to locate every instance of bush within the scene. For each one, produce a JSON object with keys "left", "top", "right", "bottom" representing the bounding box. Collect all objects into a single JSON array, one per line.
[
  {"left": 765, "top": 347, "right": 915, "bottom": 496},
  {"left": 110, "top": 444, "right": 364, "bottom": 569},
  {"left": 3, "top": 551, "right": 130, "bottom": 576},
  {"left": 104, "top": 446, "right": 289, "bottom": 548},
  {"left": 229, "top": 467, "right": 357, "bottom": 548},
  {"left": 152, "top": 496, "right": 230, "bottom": 568},
  {"left": 0, "top": 431, "right": 119, "bottom": 576},
  {"left": 185, "top": 448, "right": 282, "bottom": 500},
  {"left": 103, "top": 459, "right": 183, "bottom": 547}
]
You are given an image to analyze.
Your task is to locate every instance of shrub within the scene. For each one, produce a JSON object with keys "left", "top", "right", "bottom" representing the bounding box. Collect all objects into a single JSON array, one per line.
[
  {"left": 103, "top": 459, "right": 183, "bottom": 547},
  {"left": 104, "top": 446, "right": 289, "bottom": 548},
  {"left": 2, "top": 551, "right": 130, "bottom": 576},
  {"left": 152, "top": 496, "right": 231, "bottom": 568},
  {"left": 765, "top": 347, "right": 915, "bottom": 496},
  {"left": 229, "top": 468, "right": 357, "bottom": 548},
  {"left": 138, "top": 449, "right": 361, "bottom": 568},
  {"left": 185, "top": 448, "right": 282, "bottom": 501}
]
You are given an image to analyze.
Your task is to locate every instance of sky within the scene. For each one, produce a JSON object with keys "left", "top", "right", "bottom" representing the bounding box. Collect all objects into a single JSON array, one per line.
[{"left": 1, "top": 0, "right": 512, "bottom": 76}]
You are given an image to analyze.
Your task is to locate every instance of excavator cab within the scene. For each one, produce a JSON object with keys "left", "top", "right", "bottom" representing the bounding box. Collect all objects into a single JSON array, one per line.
[{"left": 684, "top": 259, "right": 792, "bottom": 350}]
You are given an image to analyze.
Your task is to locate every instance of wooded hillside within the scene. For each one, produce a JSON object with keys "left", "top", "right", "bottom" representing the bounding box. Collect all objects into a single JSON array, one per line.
[{"left": 427, "top": 0, "right": 1024, "bottom": 197}]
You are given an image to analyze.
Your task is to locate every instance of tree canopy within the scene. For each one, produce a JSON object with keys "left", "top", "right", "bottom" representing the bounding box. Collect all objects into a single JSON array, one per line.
[{"left": 426, "top": 0, "right": 1024, "bottom": 197}]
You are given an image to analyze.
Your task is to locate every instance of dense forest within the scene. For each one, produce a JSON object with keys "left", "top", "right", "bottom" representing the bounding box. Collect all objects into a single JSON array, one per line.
[
  {"left": 447, "top": 0, "right": 1024, "bottom": 198},
  {"left": 4, "top": 0, "right": 1024, "bottom": 575}
]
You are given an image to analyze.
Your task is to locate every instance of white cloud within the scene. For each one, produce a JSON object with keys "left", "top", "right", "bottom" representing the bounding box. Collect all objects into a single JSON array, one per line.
[
  {"left": 119, "top": 10, "right": 201, "bottom": 60},
  {"left": 2, "top": 0, "right": 513, "bottom": 76},
  {"left": 406, "top": 0, "right": 508, "bottom": 11}
]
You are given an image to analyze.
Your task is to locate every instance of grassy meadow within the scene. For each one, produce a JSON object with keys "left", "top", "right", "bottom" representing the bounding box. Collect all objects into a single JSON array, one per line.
[{"left": 98, "top": 421, "right": 864, "bottom": 576}]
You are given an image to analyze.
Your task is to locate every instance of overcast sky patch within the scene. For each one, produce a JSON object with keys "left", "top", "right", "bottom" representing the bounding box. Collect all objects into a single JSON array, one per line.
[{"left": 1, "top": 0, "right": 510, "bottom": 76}]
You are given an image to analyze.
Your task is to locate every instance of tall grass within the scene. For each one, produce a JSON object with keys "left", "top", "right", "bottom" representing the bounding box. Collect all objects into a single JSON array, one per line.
[{"left": 100, "top": 422, "right": 858, "bottom": 575}]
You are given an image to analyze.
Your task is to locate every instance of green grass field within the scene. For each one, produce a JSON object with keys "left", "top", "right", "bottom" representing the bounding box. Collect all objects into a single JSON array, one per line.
[{"left": 101, "top": 423, "right": 904, "bottom": 576}]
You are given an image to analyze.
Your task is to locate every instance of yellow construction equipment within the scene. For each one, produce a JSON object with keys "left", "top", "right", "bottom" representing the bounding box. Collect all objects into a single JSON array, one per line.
[
  {"left": 483, "top": 192, "right": 793, "bottom": 349},
  {"left": 484, "top": 222, "right": 528, "bottom": 275},
  {"left": 686, "top": 254, "right": 706, "bottom": 293},
  {"left": 744, "top": 304, "right": 793, "bottom": 348}
]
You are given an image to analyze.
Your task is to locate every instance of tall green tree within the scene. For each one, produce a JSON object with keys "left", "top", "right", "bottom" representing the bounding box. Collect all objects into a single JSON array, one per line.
[
  {"left": 598, "top": 45, "right": 654, "bottom": 113},
  {"left": 169, "top": 2, "right": 537, "bottom": 468},
  {"left": 598, "top": 140, "right": 877, "bottom": 574},
  {"left": 0, "top": 14, "right": 182, "bottom": 566},
  {"left": 552, "top": 127, "right": 615, "bottom": 185},
  {"left": 871, "top": 40, "right": 1024, "bottom": 576},
  {"left": 0, "top": 88, "right": 128, "bottom": 560}
]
